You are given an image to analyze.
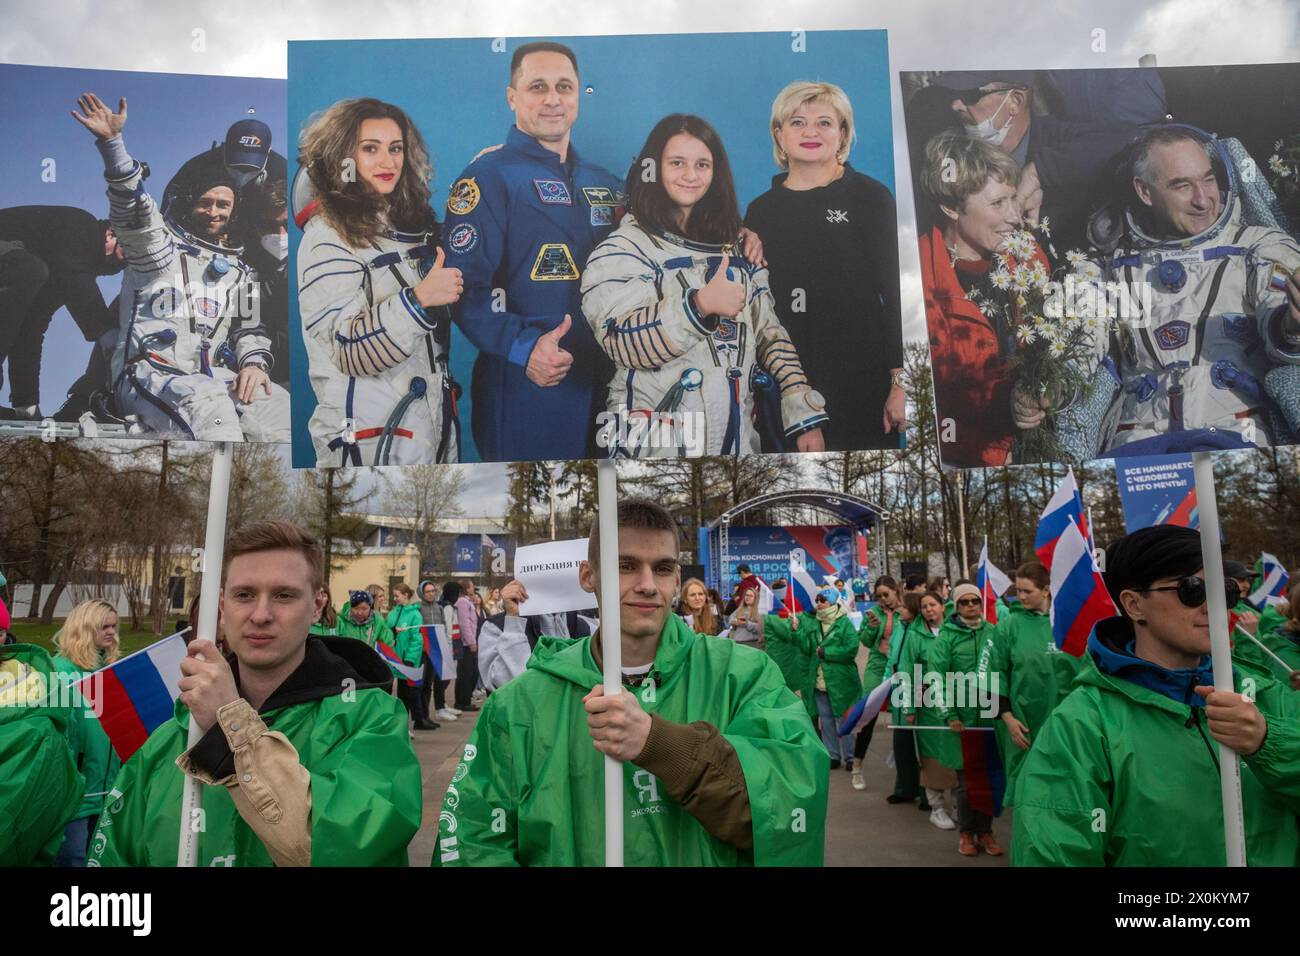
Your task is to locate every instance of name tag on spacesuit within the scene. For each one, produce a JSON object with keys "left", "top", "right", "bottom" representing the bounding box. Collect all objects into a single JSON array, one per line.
[{"left": 1157, "top": 249, "right": 1207, "bottom": 267}]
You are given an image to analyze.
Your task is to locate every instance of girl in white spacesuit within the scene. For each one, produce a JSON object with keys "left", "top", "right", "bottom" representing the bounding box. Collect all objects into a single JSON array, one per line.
[
  {"left": 581, "top": 114, "right": 827, "bottom": 458},
  {"left": 297, "top": 98, "right": 464, "bottom": 466}
]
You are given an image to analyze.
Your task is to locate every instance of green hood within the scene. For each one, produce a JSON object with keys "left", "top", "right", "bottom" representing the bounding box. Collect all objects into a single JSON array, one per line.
[
  {"left": 0, "top": 643, "right": 70, "bottom": 730},
  {"left": 528, "top": 614, "right": 698, "bottom": 691},
  {"left": 0, "top": 644, "right": 83, "bottom": 864}
]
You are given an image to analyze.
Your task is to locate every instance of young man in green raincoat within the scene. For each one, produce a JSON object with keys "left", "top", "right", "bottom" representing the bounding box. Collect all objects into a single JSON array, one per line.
[
  {"left": 0, "top": 643, "right": 83, "bottom": 865},
  {"left": 91, "top": 521, "right": 422, "bottom": 867},
  {"left": 1013, "top": 525, "right": 1300, "bottom": 866},
  {"left": 977, "top": 560, "right": 1083, "bottom": 806},
  {"left": 433, "top": 498, "right": 827, "bottom": 866},
  {"left": 930, "top": 582, "right": 1002, "bottom": 856}
]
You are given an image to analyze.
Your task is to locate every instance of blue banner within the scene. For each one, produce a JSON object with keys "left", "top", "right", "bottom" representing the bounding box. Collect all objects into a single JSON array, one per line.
[
  {"left": 1115, "top": 455, "right": 1199, "bottom": 532},
  {"left": 712, "top": 526, "right": 867, "bottom": 591}
]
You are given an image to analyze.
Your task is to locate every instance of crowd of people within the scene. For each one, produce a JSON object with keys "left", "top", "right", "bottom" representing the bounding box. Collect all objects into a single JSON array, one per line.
[
  {"left": 907, "top": 68, "right": 1300, "bottom": 466},
  {"left": 4, "top": 507, "right": 1300, "bottom": 867},
  {"left": 297, "top": 41, "right": 903, "bottom": 465}
]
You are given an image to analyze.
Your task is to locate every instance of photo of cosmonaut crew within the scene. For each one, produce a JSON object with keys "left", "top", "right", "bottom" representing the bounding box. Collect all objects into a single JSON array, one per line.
[
  {"left": 900, "top": 63, "right": 1300, "bottom": 469},
  {"left": 287, "top": 31, "right": 902, "bottom": 467},
  {"left": 0, "top": 64, "right": 288, "bottom": 442}
]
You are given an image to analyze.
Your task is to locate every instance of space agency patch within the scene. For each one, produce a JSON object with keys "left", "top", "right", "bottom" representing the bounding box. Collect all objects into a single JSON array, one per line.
[
  {"left": 533, "top": 179, "right": 572, "bottom": 205},
  {"left": 530, "top": 243, "right": 579, "bottom": 281},
  {"left": 1153, "top": 319, "right": 1191, "bottom": 350},
  {"left": 447, "top": 178, "right": 481, "bottom": 216},
  {"left": 448, "top": 223, "right": 479, "bottom": 255}
]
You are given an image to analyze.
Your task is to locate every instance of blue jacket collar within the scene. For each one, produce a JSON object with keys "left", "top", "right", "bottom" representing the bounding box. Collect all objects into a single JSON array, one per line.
[
  {"left": 1088, "top": 617, "right": 1214, "bottom": 708},
  {"left": 507, "top": 125, "right": 580, "bottom": 171}
]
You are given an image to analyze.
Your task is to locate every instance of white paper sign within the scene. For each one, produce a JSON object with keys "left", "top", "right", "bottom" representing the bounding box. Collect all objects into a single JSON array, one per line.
[{"left": 513, "top": 538, "right": 594, "bottom": 616}]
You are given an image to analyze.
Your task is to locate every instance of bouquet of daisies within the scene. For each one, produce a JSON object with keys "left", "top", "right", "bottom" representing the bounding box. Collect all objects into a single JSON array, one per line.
[{"left": 967, "top": 223, "right": 1115, "bottom": 462}]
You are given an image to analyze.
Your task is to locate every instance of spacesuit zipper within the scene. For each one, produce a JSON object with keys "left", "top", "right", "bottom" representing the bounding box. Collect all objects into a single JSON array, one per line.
[{"left": 1185, "top": 708, "right": 1221, "bottom": 773}]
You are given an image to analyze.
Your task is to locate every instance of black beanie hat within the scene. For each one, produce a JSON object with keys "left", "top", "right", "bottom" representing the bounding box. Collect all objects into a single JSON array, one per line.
[{"left": 1104, "top": 525, "right": 1204, "bottom": 615}]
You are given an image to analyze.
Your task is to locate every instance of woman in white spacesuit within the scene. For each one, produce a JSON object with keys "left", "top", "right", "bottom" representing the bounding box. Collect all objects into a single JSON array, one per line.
[
  {"left": 581, "top": 114, "right": 827, "bottom": 458},
  {"left": 71, "top": 93, "right": 291, "bottom": 443},
  {"left": 297, "top": 98, "right": 464, "bottom": 466}
]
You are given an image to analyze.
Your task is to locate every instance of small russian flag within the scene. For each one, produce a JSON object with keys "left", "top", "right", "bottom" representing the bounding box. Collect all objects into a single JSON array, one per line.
[
  {"left": 1248, "top": 553, "right": 1289, "bottom": 610},
  {"left": 1049, "top": 517, "right": 1119, "bottom": 657},
  {"left": 420, "top": 623, "right": 455, "bottom": 680},
  {"left": 376, "top": 641, "right": 425, "bottom": 683},
  {"left": 961, "top": 728, "right": 1006, "bottom": 817},
  {"left": 76, "top": 632, "right": 188, "bottom": 763},
  {"left": 838, "top": 676, "right": 896, "bottom": 737},
  {"left": 976, "top": 536, "right": 1010, "bottom": 624},
  {"left": 1035, "top": 468, "right": 1089, "bottom": 570},
  {"left": 788, "top": 559, "right": 819, "bottom": 614}
]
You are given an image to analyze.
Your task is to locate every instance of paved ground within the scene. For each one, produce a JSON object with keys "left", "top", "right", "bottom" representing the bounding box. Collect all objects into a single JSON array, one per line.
[{"left": 407, "top": 674, "right": 1012, "bottom": 867}]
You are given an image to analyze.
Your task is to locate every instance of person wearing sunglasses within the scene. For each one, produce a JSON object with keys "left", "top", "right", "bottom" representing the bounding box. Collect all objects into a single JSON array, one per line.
[
  {"left": 930, "top": 582, "right": 1003, "bottom": 856},
  {"left": 1012, "top": 524, "right": 1300, "bottom": 866}
]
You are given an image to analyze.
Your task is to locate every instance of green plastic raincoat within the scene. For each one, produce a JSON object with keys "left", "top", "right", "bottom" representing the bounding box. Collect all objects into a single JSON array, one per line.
[
  {"left": 0, "top": 644, "right": 83, "bottom": 865},
  {"left": 90, "top": 637, "right": 421, "bottom": 867},
  {"left": 928, "top": 615, "right": 999, "bottom": 770},
  {"left": 976, "top": 603, "right": 1084, "bottom": 797},
  {"left": 432, "top": 614, "right": 827, "bottom": 866},
  {"left": 1013, "top": 624, "right": 1300, "bottom": 866}
]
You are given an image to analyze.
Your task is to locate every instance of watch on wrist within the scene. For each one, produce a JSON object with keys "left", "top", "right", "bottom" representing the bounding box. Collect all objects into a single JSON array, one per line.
[{"left": 890, "top": 369, "right": 905, "bottom": 390}]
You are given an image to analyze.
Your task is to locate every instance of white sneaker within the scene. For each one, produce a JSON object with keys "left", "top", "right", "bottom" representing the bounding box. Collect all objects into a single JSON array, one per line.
[
  {"left": 851, "top": 768, "right": 866, "bottom": 791},
  {"left": 448, "top": 708, "right": 464, "bottom": 716},
  {"left": 930, "top": 807, "right": 956, "bottom": 830},
  {"left": 435, "top": 708, "right": 459, "bottom": 721}
]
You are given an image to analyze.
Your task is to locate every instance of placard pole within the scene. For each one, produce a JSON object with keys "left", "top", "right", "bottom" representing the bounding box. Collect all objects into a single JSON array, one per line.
[
  {"left": 596, "top": 458, "right": 623, "bottom": 867},
  {"left": 177, "top": 441, "right": 233, "bottom": 867}
]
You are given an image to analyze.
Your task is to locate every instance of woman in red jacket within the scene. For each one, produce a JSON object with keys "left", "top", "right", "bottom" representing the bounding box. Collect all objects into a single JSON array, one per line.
[{"left": 918, "top": 131, "right": 1051, "bottom": 467}]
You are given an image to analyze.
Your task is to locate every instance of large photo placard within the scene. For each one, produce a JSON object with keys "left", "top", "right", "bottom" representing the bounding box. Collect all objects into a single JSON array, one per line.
[
  {"left": 287, "top": 30, "right": 901, "bottom": 467},
  {"left": 0, "top": 63, "right": 288, "bottom": 442},
  {"left": 898, "top": 63, "right": 1300, "bottom": 469}
]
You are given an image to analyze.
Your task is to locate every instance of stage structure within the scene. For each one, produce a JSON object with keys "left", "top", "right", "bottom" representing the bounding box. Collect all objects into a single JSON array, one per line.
[{"left": 701, "top": 490, "right": 889, "bottom": 596}]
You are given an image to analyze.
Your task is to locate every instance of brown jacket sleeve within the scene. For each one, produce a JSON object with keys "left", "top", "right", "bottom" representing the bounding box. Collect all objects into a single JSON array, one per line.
[
  {"left": 633, "top": 714, "right": 753, "bottom": 850},
  {"left": 176, "top": 698, "right": 313, "bottom": 867}
]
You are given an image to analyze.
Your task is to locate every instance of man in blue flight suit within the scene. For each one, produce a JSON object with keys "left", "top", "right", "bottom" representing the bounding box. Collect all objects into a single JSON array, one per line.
[{"left": 443, "top": 41, "right": 624, "bottom": 462}]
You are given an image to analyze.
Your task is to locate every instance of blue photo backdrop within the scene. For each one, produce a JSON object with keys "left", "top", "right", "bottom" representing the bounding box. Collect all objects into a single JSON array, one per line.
[{"left": 287, "top": 30, "right": 894, "bottom": 465}]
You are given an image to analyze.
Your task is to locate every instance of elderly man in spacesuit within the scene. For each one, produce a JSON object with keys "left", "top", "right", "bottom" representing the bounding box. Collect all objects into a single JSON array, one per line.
[
  {"left": 72, "top": 92, "right": 290, "bottom": 442},
  {"left": 1103, "top": 125, "right": 1300, "bottom": 452}
]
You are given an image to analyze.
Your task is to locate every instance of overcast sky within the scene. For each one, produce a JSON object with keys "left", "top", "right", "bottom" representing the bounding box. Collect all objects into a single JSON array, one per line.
[{"left": 4, "top": 0, "right": 1296, "bottom": 515}]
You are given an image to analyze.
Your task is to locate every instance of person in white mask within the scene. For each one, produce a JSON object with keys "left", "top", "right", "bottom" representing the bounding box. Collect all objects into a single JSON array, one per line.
[{"left": 916, "top": 69, "right": 1167, "bottom": 254}]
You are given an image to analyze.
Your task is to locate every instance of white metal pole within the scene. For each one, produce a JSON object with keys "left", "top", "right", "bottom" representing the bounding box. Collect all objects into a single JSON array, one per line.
[
  {"left": 1191, "top": 450, "right": 1247, "bottom": 867},
  {"left": 595, "top": 458, "right": 623, "bottom": 867},
  {"left": 177, "top": 441, "right": 234, "bottom": 867},
  {"left": 1237, "top": 625, "right": 1297, "bottom": 676},
  {"left": 955, "top": 475, "right": 970, "bottom": 577}
]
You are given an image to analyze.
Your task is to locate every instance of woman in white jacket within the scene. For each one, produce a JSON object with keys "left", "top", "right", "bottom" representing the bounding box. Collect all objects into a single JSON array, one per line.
[
  {"left": 297, "top": 98, "right": 464, "bottom": 466},
  {"left": 581, "top": 114, "right": 827, "bottom": 458}
]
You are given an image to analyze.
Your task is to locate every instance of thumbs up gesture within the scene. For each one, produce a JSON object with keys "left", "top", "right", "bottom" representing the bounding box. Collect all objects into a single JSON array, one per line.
[
  {"left": 526, "top": 314, "right": 574, "bottom": 387},
  {"left": 694, "top": 256, "right": 745, "bottom": 319},
  {"left": 414, "top": 247, "right": 463, "bottom": 308}
]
